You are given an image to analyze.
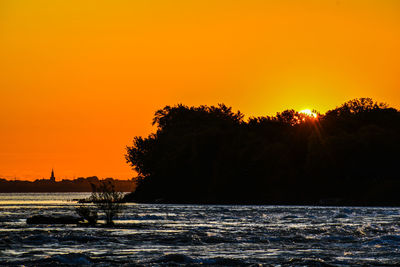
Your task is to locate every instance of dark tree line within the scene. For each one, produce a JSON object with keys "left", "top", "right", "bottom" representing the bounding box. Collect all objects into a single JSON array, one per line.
[
  {"left": 125, "top": 98, "right": 400, "bottom": 205},
  {"left": 0, "top": 177, "right": 134, "bottom": 193}
]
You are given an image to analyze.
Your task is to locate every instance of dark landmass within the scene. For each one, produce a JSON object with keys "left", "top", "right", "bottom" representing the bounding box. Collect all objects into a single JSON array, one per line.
[
  {"left": 0, "top": 176, "right": 135, "bottom": 192},
  {"left": 124, "top": 98, "right": 400, "bottom": 206}
]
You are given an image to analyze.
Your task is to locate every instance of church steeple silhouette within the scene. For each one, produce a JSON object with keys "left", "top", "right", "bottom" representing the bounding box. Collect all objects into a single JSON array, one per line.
[{"left": 50, "top": 169, "right": 55, "bottom": 182}]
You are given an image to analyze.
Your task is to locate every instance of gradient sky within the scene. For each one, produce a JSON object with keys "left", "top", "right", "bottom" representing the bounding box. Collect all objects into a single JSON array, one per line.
[{"left": 1, "top": 0, "right": 399, "bottom": 180}]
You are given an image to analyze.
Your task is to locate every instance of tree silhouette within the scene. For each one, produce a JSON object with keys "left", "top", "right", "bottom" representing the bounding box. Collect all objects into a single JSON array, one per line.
[{"left": 125, "top": 98, "right": 400, "bottom": 205}]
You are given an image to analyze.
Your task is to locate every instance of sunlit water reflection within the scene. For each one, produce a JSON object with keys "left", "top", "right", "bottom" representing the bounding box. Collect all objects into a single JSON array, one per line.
[{"left": 1, "top": 193, "right": 400, "bottom": 266}]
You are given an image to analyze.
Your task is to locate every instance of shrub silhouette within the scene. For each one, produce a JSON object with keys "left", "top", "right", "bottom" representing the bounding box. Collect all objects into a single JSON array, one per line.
[
  {"left": 76, "top": 205, "right": 98, "bottom": 226},
  {"left": 90, "top": 181, "right": 125, "bottom": 226}
]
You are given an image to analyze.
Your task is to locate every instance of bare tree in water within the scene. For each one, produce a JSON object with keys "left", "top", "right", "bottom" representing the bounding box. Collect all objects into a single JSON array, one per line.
[
  {"left": 90, "top": 181, "right": 125, "bottom": 226},
  {"left": 76, "top": 204, "right": 98, "bottom": 226}
]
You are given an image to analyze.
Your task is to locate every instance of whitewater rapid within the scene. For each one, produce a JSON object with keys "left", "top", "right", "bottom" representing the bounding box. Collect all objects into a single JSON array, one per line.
[{"left": 1, "top": 193, "right": 400, "bottom": 266}]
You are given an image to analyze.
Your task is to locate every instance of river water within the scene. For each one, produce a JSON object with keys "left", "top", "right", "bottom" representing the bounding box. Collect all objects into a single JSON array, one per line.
[{"left": 1, "top": 193, "right": 400, "bottom": 266}]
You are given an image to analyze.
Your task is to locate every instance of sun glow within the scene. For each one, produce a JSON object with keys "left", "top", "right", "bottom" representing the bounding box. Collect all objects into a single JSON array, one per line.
[
  {"left": 300, "top": 109, "right": 318, "bottom": 118},
  {"left": 1, "top": 0, "right": 399, "bottom": 180}
]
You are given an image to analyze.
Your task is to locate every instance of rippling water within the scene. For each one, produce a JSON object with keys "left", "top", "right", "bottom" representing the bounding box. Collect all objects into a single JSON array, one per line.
[{"left": 1, "top": 193, "right": 400, "bottom": 266}]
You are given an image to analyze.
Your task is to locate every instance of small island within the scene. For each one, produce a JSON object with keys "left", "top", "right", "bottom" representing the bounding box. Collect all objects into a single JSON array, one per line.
[{"left": 124, "top": 98, "right": 400, "bottom": 206}]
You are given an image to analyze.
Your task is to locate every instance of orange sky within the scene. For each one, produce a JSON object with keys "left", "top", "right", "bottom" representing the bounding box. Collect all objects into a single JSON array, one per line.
[{"left": 1, "top": 0, "right": 399, "bottom": 180}]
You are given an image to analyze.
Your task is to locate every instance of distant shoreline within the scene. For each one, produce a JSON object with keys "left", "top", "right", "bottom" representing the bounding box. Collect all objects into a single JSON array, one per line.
[
  {"left": 124, "top": 198, "right": 400, "bottom": 207},
  {"left": 0, "top": 176, "right": 135, "bottom": 193},
  {"left": 0, "top": 191, "right": 132, "bottom": 193}
]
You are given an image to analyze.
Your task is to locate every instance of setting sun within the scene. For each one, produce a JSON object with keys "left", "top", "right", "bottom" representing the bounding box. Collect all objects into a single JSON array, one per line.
[{"left": 299, "top": 109, "right": 318, "bottom": 118}]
